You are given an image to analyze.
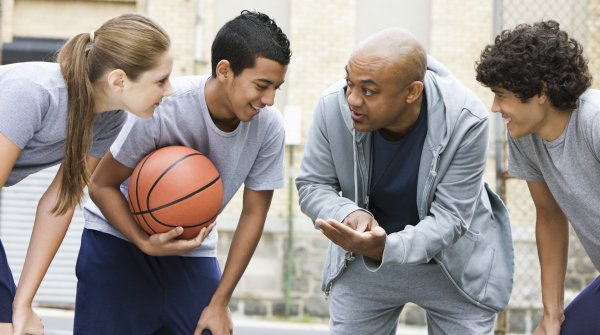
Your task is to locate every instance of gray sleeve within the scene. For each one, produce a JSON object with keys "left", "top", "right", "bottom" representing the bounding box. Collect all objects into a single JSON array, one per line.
[
  {"left": 0, "top": 79, "right": 46, "bottom": 149},
  {"left": 507, "top": 135, "right": 544, "bottom": 182},
  {"left": 295, "top": 94, "right": 361, "bottom": 223},
  {"left": 89, "top": 110, "right": 127, "bottom": 157},
  {"left": 110, "top": 114, "right": 161, "bottom": 168},
  {"left": 244, "top": 112, "right": 285, "bottom": 190},
  {"left": 589, "top": 108, "right": 600, "bottom": 163}
]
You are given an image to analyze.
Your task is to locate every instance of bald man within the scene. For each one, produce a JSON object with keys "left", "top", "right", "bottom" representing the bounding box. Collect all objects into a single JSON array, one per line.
[{"left": 296, "top": 28, "right": 514, "bottom": 334}]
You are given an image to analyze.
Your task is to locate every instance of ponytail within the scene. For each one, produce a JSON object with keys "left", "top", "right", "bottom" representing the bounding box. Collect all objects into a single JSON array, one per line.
[
  {"left": 53, "top": 14, "right": 170, "bottom": 215},
  {"left": 54, "top": 33, "right": 95, "bottom": 215}
]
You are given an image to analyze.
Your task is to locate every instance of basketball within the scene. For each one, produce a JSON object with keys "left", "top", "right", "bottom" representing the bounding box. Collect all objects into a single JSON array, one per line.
[{"left": 128, "top": 146, "right": 223, "bottom": 239}]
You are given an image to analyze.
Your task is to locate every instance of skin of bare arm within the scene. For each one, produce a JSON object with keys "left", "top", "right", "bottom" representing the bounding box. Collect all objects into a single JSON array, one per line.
[
  {"left": 194, "top": 188, "right": 273, "bottom": 335},
  {"left": 528, "top": 181, "right": 568, "bottom": 335},
  {"left": 88, "top": 152, "right": 212, "bottom": 257},
  {"left": 8, "top": 151, "right": 100, "bottom": 335}
]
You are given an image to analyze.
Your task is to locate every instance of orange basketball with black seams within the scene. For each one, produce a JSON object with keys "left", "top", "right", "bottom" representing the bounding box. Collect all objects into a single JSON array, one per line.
[{"left": 128, "top": 146, "right": 223, "bottom": 239}]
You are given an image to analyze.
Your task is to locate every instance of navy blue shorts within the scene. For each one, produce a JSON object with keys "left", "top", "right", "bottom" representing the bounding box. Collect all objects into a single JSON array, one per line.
[
  {"left": 561, "top": 275, "right": 600, "bottom": 335},
  {"left": 74, "top": 229, "right": 221, "bottom": 335},
  {"left": 0, "top": 239, "right": 16, "bottom": 323}
]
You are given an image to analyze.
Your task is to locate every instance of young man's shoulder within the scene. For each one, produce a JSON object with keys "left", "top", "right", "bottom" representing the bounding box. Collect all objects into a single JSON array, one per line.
[
  {"left": 169, "top": 75, "right": 208, "bottom": 97},
  {"left": 578, "top": 89, "right": 600, "bottom": 117}
]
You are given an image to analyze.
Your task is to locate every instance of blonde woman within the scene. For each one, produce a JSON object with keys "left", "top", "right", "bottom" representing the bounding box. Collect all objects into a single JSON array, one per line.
[{"left": 0, "top": 13, "right": 172, "bottom": 335}]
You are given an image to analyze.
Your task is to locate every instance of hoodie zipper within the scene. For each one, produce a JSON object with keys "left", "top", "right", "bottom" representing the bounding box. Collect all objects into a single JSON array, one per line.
[
  {"left": 324, "top": 251, "right": 356, "bottom": 299},
  {"left": 419, "top": 145, "right": 443, "bottom": 219}
]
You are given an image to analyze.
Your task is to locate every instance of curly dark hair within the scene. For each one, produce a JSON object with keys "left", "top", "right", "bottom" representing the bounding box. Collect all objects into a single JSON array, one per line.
[{"left": 475, "top": 20, "right": 592, "bottom": 110}]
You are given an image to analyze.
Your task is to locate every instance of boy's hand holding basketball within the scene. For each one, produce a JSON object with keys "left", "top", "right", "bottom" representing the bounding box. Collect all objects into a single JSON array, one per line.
[{"left": 141, "top": 223, "right": 215, "bottom": 256}]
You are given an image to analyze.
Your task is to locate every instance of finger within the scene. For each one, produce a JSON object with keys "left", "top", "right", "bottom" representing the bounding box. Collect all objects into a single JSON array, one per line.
[
  {"left": 371, "top": 225, "right": 387, "bottom": 237},
  {"left": 356, "top": 220, "right": 368, "bottom": 232},
  {"left": 326, "top": 220, "right": 355, "bottom": 234},
  {"left": 158, "top": 226, "right": 183, "bottom": 243},
  {"left": 314, "top": 218, "right": 327, "bottom": 229},
  {"left": 195, "top": 223, "right": 215, "bottom": 242}
]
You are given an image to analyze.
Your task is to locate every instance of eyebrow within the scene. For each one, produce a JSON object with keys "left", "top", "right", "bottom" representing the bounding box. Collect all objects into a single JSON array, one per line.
[
  {"left": 158, "top": 73, "right": 171, "bottom": 82},
  {"left": 344, "top": 66, "right": 377, "bottom": 85},
  {"left": 256, "top": 78, "right": 285, "bottom": 89}
]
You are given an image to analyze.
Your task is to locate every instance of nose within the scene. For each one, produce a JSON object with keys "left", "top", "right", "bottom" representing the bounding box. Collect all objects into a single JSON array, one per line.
[
  {"left": 261, "top": 88, "right": 276, "bottom": 106},
  {"left": 346, "top": 86, "right": 362, "bottom": 109},
  {"left": 163, "top": 80, "right": 173, "bottom": 97},
  {"left": 491, "top": 96, "right": 500, "bottom": 114}
]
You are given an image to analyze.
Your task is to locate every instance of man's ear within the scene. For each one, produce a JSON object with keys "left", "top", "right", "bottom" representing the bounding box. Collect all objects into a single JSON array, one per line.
[
  {"left": 538, "top": 81, "right": 549, "bottom": 104},
  {"left": 107, "top": 69, "right": 127, "bottom": 92},
  {"left": 406, "top": 81, "right": 424, "bottom": 103},
  {"left": 215, "top": 60, "right": 232, "bottom": 83}
]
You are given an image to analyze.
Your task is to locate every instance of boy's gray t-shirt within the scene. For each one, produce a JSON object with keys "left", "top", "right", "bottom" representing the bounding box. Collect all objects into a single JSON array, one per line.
[
  {"left": 0, "top": 62, "right": 126, "bottom": 186},
  {"left": 508, "top": 89, "right": 600, "bottom": 271},
  {"left": 83, "top": 74, "right": 286, "bottom": 257}
]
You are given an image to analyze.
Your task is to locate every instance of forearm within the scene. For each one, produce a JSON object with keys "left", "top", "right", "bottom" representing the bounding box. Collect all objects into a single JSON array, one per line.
[
  {"left": 89, "top": 185, "right": 148, "bottom": 249},
  {"left": 13, "top": 192, "right": 74, "bottom": 308},
  {"left": 210, "top": 215, "right": 265, "bottom": 307},
  {"left": 536, "top": 215, "right": 569, "bottom": 317}
]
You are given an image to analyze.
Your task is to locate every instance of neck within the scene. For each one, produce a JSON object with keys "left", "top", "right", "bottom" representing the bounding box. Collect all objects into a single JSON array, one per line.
[
  {"left": 91, "top": 84, "right": 119, "bottom": 114},
  {"left": 379, "top": 96, "right": 423, "bottom": 141},
  {"left": 204, "top": 76, "right": 240, "bottom": 132},
  {"left": 537, "top": 107, "right": 571, "bottom": 141}
]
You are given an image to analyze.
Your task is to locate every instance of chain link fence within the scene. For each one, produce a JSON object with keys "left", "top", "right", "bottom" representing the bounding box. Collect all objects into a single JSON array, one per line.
[{"left": 494, "top": 0, "right": 600, "bottom": 333}]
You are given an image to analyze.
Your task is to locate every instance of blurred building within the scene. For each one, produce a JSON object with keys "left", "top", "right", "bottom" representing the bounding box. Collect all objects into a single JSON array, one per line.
[{"left": 0, "top": 1, "right": 598, "bottom": 333}]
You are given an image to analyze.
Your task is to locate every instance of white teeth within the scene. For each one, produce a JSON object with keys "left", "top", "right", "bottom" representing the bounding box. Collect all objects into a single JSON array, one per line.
[{"left": 504, "top": 117, "right": 511, "bottom": 125}]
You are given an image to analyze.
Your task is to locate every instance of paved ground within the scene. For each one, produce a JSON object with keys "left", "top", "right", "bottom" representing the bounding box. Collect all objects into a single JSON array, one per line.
[{"left": 37, "top": 307, "right": 428, "bottom": 335}]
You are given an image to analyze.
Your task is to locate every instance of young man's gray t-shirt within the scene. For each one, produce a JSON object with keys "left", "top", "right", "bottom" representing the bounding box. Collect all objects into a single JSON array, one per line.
[
  {"left": 0, "top": 62, "right": 125, "bottom": 186},
  {"left": 83, "top": 74, "right": 286, "bottom": 257},
  {"left": 508, "top": 89, "right": 600, "bottom": 270}
]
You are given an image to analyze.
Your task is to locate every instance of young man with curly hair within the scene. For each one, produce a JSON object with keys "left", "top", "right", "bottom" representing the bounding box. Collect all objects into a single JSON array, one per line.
[{"left": 476, "top": 20, "right": 599, "bottom": 335}]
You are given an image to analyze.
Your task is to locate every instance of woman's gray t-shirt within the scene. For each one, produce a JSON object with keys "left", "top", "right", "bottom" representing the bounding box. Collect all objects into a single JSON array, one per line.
[{"left": 0, "top": 62, "right": 125, "bottom": 186}]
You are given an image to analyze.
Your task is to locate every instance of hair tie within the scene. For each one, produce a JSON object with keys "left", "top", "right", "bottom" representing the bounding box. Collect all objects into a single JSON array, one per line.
[{"left": 89, "top": 30, "right": 95, "bottom": 42}]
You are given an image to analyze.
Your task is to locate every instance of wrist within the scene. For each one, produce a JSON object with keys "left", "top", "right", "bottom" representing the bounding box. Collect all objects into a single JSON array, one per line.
[
  {"left": 209, "top": 291, "right": 231, "bottom": 308},
  {"left": 543, "top": 307, "right": 564, "bottom": 320},
  {"left": 134, "top": 234, "right": 152, "bottom": 254},
  {"left": 12, "top": 295, "right": 33, "bottom": 310}
]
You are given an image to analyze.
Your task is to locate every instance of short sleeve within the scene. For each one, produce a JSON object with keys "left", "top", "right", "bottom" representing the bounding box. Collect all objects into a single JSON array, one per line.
[
  {"left": 507, "top": 135, "right": 545, "bottom": 182},
  {"left": 89, "top": 110, "right": 127, "bottom": 157},
  {"left": 590, "top": 109, "right": 600, "bottom": 162},
  {"left": 244, "top": 111, "right": 285, "bottom": 190},
  {"left": 110, "top": 113, "right": 161, "bottom": 168},
  {"left": 0, "top": 79, "right": 46, "bottom": 149}
]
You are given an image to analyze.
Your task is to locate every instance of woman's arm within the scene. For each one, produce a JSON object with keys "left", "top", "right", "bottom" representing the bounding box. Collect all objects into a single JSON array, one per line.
[{"left": 11, "top": 155, "right": 100, "bottom": 335}]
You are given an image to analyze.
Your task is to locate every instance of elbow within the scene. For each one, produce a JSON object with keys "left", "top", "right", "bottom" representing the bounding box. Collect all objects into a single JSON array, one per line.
[{"left": 88, "top": 181, "right": 102, "bottom": 204}]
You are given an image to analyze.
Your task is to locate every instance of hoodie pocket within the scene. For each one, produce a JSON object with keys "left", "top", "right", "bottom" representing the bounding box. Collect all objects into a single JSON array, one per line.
[
  {"left": 322, "top": 242, "right": 353, "bottom": 296},
  {"left": 438, "top": 229, "right": 495, "bottom": 303}
]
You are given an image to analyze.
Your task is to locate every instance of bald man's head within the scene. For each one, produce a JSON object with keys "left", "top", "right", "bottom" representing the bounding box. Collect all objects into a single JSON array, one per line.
[{"left": 350, "top": 28, "right": 427, "bottom": 86}]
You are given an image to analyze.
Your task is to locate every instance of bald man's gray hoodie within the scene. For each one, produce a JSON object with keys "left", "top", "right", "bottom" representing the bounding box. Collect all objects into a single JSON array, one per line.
[{"left": 296, "top": 56, "right": 514, "bottom": 312}]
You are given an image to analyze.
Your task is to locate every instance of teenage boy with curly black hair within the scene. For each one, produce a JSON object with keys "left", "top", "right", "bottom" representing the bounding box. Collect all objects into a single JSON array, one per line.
[{"left": 476, "top": 20, "right": 599, "bottom": 335}]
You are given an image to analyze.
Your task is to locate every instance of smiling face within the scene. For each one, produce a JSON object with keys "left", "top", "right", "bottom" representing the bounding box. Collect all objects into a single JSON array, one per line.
[
  {"left": 491, "top": 87, "right": 549, "bottom": 139},
  {"left": 222, "top": 56, "right": 287, "bottom": 123},
  {"left": 122, "top": 50, "right": 174, "bottom": 118}
]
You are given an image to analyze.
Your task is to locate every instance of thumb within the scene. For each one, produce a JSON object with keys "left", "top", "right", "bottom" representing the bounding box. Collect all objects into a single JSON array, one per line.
[
  {"left": 159, "top": 226, "right": 183, "bottom": 243},
  {"left": 371, "top": 225, "right": 387, "bottom": 237}
]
